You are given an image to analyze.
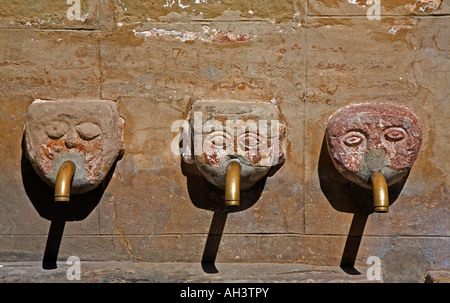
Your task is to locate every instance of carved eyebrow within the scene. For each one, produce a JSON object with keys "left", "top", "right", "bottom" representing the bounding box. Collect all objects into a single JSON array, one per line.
[{"left": 342, "top": 129, "right": 368, "bottom": 137}]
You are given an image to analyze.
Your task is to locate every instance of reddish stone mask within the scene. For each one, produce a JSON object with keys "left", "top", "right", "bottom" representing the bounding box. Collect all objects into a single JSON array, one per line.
[
  {"left": 326, "top": 103, "right": 422, "bottom": 189},
  {"left": 24, "top": 99, "right": 125, "bottom": 194},
  {"left": 182, "top": 100, "right": 287, "bottom": 191}
]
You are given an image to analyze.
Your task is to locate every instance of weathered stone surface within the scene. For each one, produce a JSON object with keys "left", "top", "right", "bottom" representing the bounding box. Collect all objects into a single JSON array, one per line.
[
  {"left": 96, "top": 19, "right": 305, "bottom": 237},
  {"left": 0, "top": 0, "right": 447, "bottom": 280},
  {"left": 181, "top": 100, "right": 287, "bottom": 191},
  {"left": 24, "top": 99, "right": 125, "bottom": 194},
  {"left": 0, "top": 0, "right": 99, "bottom": 29},
  {"left": 0, "top": 261, "right": 376, "bottom": 283},
  {"left": 326, "top": 103, "right": 422, "bottom": 188},
  {"left": 308, "top": 0, "right": 449, "bottom": 16},
  {"left": 96, "top": 96, "right": 303, "bottom": 237},
  {"left": 304, "top": 17, "right": 449, "bottom": 238},
  {"left": 0, "top": 29, "right": 100, "bottom": 99},
  {"left": 425, "top": 269, "right": 450, "bottom": 283},
  {"left": 0, "top": 234, "right": 447, "bottom": 282},
  {"left": 99, "top": 21, "right": 305, "bottom": 101},
  {"left": 113, "top": 0, "right": 302, "bottom": 24}
]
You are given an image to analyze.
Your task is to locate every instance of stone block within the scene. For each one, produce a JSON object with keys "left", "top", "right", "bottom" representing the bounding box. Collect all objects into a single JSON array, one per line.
[
  {"left": 0, "top": 29, "right": 100, "bottom": 99},
  {"left": 308, "top": 0, "right": 450, "bottom": 16},
  {"left": 113, "top": 0, "right": 303, "bottom": 24},
  {"left": 0, "top": 0, "right": 99, "bottom": 29}
]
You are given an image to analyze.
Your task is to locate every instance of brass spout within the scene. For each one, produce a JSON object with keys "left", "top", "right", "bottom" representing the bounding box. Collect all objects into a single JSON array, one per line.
[
  {"left": 225, "top": 160, "right": 242, "bottom": 207},
  {"left": 370, "top": 171, "right": 389, "bottom": 213},
  {"left": 54, "top": 161, "right": 76, "bottom": 202}
]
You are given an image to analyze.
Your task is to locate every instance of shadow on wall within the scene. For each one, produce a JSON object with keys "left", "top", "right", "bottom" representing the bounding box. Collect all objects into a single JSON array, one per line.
[
  {"left": 20, "top": 136, "right": 117, "bottom": 270},
  {"left": 317, "top": 135, "right": 406, "bottom": 275},
  {"left": 181, "top": 159, "right": 283, "bottom": 274}
]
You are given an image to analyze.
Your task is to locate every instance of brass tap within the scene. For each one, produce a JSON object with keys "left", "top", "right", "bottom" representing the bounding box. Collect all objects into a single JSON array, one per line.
[
  {"left": 54, "top": 161, "right": 76, "bottom": 202},
  {"left": 370, "top": 171, "right": 389, "bottom": 213},
  {"left": 225, "top": 160, "right": 242, "bottom": 207}
]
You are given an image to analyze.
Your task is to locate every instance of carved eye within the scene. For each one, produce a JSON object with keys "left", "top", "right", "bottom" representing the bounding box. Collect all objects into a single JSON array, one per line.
[
  {"left": 211, "top": 135, "right": 226, "bottom": 149},
  {"left": 76, "top": 122, "right": 101, "bottom": 141},
  {"left": 205, "top": 131, "right": 231, "bottom": 151},
  {"left": 384, "top": 127, "right": 406, "bottom": 142},
  {"left": 46, "top": 122, "right": 68, "bottom": 139},
  {"left": 240, "top": 132, "right": 260, "bottom": 150},
  {"left": 342, "top": 131, "right": 366, "bottom": 147}
]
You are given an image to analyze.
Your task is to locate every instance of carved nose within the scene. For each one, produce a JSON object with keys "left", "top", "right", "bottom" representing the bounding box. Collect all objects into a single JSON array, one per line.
[
  {"left": 363, "top": 149, "right": 387, "bottom": 172},
  {"left": 366, "top": 137, "right": 384, "bottom": 152},
  {"left": 65, "top": 129, "right": 78, "bottom": 149}
]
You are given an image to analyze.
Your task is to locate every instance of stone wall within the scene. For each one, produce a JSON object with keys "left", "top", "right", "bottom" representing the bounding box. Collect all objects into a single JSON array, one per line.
[{"left": 0, "top": 0, "right": 448, "bottom": 282}]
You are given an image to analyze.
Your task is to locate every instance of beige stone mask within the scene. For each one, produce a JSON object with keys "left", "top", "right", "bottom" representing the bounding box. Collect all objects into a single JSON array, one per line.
[
  {"left": 182, "top": 100, "right": 287, "bottom": 191},
  {"left": 24, "top": 99, "right": 125, "bottom": 194}
]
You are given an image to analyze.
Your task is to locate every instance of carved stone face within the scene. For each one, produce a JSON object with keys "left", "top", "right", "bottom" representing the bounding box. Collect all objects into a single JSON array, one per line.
[
  {"left": 183, "top": 100, "right": 287, "bottom": 190},
  {"left": 24, "top": 99, "right": 125, "bottom": 194},
  {"left": 326, "top": 103, "right": 422, "bottom": 188}
]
